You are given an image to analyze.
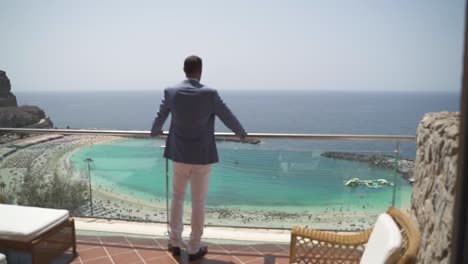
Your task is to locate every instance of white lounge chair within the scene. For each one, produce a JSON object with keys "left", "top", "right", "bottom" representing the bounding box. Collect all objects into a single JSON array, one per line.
[{"left": 0, "top": 204, "right": 77, "bottom": 264}]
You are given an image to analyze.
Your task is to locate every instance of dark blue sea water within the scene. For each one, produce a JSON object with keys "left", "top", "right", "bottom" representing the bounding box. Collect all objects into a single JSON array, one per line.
[{"left": 16, "top": 90, "right": 460, "bottom": 158}]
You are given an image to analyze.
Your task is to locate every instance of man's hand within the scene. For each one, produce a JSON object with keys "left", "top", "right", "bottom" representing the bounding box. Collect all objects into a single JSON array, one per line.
[
  {"left": 240, "top": 132, "right": 248, "bottom": 143},
  {"left": 150, "top": 130, "right": 163, "bottom": 139}
]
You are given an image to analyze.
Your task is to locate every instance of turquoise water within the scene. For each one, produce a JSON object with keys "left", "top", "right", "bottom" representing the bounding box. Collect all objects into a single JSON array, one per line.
[{"left": 70, "top": 138, "right": 412, "bottom": 212}]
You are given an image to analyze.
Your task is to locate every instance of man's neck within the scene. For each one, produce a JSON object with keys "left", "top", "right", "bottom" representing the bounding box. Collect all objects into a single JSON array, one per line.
[{"left": 186, "top": 74, "right": 201, "bottom": 81}]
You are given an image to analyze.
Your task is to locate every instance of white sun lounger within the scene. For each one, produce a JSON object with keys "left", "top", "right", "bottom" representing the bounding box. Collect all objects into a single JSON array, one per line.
[{"left": 0, "top": 204, "right": 77, "bottom": 264}]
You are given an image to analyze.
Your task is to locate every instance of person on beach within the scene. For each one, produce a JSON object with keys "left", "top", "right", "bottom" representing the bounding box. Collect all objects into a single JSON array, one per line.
[{"left": 151, "top": 55, "right": 247, "bottom": 261}]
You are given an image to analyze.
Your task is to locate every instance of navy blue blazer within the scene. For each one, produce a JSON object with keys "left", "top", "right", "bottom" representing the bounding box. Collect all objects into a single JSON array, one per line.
[{"left": 151, "top": 79, "right": 247, "bottom": 164}]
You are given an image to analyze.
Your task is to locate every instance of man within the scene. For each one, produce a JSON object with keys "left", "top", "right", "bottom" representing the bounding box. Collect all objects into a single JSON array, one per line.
[{"left": 151, "top": 55, "right": 247, "bottom": 261}]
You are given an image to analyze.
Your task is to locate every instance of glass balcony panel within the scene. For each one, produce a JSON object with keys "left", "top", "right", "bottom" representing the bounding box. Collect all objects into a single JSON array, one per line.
[{"left": 0, "top": 133, "right": 414, "bottom": 232}]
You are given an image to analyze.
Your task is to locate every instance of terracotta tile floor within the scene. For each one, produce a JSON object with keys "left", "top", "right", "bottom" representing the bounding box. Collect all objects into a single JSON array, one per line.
[{"left": 67, "top": 233, "right": 290, "bottom": 264}]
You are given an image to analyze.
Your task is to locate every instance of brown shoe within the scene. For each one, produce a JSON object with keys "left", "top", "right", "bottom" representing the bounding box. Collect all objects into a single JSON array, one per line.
[
  {"left": 168, "top": 244, "right": 181, "bottom": 256},
  {"left": 188, "top": 246, "right": 208, "bottom": 261}
]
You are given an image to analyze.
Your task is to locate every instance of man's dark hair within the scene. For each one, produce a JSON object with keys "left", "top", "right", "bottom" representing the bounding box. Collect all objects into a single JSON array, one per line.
[{"left": 183, "top": 55, "right": 202, "bottom": 75}]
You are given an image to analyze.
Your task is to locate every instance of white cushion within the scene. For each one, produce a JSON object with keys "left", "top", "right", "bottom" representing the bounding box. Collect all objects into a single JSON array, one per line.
[
  {"left": 360, "top": 213, "right": 402, "bottom": 264},
  {"left": 0, "top": 204, "right": 69, "bottom": 242},
  {"left": 0, "top": 253, "right": 6, "bottom": 264}
]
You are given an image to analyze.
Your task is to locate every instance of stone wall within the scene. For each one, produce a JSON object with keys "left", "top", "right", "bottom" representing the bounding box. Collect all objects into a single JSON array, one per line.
[{"left": 411, "top": 112, "right": 460, "bottom": 263}]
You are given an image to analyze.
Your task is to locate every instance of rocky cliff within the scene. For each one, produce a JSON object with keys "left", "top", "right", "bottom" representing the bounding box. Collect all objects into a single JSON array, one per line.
[
  {"left": 0, "top": 105, "right": 53, "bottom": 128},
  {"left": 0, "top": 71, "right": 17, "bottom": 107},
  {"left": 0, "top": 71, "right": 53, "bottom": 129}
]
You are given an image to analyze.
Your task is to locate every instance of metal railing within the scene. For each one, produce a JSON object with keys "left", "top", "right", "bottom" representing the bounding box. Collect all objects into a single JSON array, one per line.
[{"left": 0, "top": 128, "right": 416, "bottom": 142}]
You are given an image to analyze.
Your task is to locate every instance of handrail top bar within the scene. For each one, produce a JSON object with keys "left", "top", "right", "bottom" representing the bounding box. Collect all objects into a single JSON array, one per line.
[{"left": 0, "top": 128, "right": 415, "bottom": 142}]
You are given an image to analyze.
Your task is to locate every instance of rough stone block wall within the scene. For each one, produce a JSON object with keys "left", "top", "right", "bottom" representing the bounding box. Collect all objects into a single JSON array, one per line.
[{"left": 411, "top": 112, "right": 459, "bottom": 263}]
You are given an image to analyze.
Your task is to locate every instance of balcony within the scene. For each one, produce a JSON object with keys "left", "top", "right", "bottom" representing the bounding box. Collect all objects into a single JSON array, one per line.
[
  {"left": 70, "top": 226, "right": 290, "bottom": 264},
  {"left": 0, "top": 128, "right": 416, "bottom": 263}
]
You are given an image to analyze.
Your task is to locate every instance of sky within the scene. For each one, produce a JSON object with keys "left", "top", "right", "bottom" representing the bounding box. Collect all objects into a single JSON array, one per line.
[{"left": 0, "top": 0, "right": 466, "bottom": 92}]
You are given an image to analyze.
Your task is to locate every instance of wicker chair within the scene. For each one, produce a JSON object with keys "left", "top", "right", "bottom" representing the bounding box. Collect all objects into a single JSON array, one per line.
[{"left": 290, "top": 207, "right": 420, "bottom": 264}]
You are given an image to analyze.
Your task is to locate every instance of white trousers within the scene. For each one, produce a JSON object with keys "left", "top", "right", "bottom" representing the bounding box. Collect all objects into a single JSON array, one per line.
[{"left": 169, "top": 161, "right": 211, "bottom": 254}]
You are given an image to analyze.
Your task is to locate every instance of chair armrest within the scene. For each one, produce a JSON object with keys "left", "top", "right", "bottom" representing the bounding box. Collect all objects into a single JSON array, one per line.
[
  {"left": 291, "top": 226, "right": 373, "bottom": 246},
  {"left": 386, "top": 207, "right": 420, "bottom": 264},
  {"left": 290, "top": 226, "right": 373, "bottom": 263}
]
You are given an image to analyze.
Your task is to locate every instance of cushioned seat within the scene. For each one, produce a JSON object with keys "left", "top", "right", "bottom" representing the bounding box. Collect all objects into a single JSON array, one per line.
[
  {"left": 0, "top": 204, "right": 77, "bottom": 264},
  {"left": 360, "top": 213, "right": 402, "bottom": 263},
  {"left": 0, "top": 204, "right": 69, "bottom": 242},
  {"left": 0, "top": 253, "right": 6, "bottom": 264}
]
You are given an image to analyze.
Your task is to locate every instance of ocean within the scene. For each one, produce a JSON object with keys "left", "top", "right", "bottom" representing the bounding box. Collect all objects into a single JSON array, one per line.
[
  {"left": 17, "top": 90, "right": 460, "bottom": 157},
  {"left": 16, "top": 90, "right": 460, "bottom": 226}
]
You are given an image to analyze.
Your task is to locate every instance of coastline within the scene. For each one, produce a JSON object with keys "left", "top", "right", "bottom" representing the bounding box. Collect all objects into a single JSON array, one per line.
[
  {"left": 0, "top": 134, "right": 121, "bottom": 204},
  {"left": 84, "top": 184, "right": 409, "bottom": 230},
  {"left": 68, "top": 139, "right": 412, "bottom": 230},
  {"left": 0, "top": 135, "right": 411, "bottom": 231}
]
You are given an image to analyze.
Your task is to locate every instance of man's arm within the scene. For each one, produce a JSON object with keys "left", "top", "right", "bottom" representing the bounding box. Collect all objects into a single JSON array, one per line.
[
  {"left": 214, "top": 91, "right": 247, "bottom": 139},
  {"left": 151, "top": 90, "right": 170, "bottom": 137}
]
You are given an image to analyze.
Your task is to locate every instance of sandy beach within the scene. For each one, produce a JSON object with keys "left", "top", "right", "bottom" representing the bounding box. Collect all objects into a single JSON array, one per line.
[
  {"left": 0, "top": 135, "right": 410, "bottom": 231},
  {"left": 0, "top": 134, "right": 119, "bottom": 204},
  {"left": 86, "top": 186, "right": 389, "bottom": 231}
]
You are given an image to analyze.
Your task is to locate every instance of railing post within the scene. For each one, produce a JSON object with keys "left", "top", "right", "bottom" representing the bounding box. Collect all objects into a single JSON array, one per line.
[
  {"left": 391, "top": 142, "right": 400, "bottom": 207},
  {"left": 161, "top": 144, "right": 170, "bottom": 236},
  {"left": 165, "top": 157, "right": 170, "bottom": 236},
  {"left": 84, "top": 158, "right": 94, "bottom": 216}
]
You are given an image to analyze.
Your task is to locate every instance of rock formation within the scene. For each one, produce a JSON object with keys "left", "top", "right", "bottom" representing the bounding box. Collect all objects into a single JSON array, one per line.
[
  {"left": 321, "top": 151, "right": 414, "bottom": 181},
  {"left": 0, "top": 105, "right": 53, "bottom": 128},
  {"left": 0, "top": 71, "right": 17, "bottom": 107},
  {"left": 0, "top": 70, "right": 53, "bottom": 129}
]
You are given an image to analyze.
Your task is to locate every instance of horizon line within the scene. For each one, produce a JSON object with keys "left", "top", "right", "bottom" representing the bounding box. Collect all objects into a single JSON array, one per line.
[{"left": 13, "top": 88, "right": 462, "bottom": 93}]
